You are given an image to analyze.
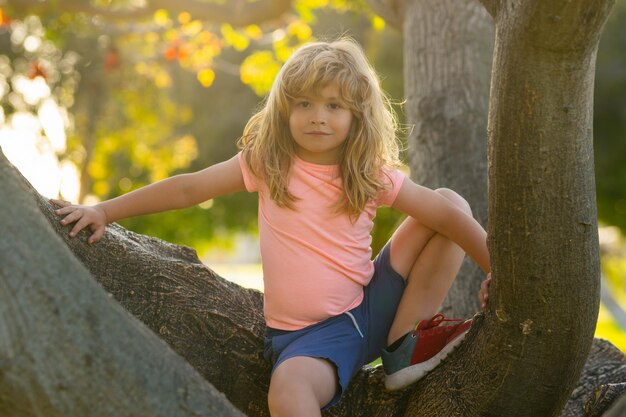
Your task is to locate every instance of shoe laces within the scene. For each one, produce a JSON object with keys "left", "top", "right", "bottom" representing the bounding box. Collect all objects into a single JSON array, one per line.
[{"left": 412, "top": 313, "right": 464, "bottom": 336}]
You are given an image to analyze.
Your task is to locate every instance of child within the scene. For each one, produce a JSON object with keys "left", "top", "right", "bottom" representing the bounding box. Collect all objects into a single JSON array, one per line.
[{"left": 53, "top": 38, "right": 491, "bottom": 416}]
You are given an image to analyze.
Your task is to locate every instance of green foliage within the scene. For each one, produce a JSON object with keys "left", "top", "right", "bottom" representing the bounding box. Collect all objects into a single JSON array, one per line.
[
  {"left": 85, "top": 79, "right": 197, "bottom": 195},
  {"left": 371, "top": 207, "right": 404, "bottom": 256},
  {"left": 3, "top": 5, "right": 624, "bottom": 355},
  {"left": 595, "top": 310, "right": 626, "bottom": 352},
  {"left": 595, "top": 0, "right": 626, "bottom": 233},
  {"left": 0, "top": 15, "right": 78, "bottom": 121},
  {"left": 0, "top": 2, "right": 407, "bottom": 255},
  {"left": 118, "top": 192, "right": 258, "bottom": 255},
  {"left": 241, "top": 50, "right": 282, "bottom": 95},
  {"left": 598, "top": 252, "right": 626, "bottom": 352}
]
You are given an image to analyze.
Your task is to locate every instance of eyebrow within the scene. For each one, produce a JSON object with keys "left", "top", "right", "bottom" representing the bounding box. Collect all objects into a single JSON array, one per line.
[{"left": 293, "top": 93, "right": 343, "bottom": 102}]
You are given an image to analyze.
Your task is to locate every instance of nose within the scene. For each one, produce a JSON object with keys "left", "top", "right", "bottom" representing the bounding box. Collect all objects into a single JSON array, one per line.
[{"left": 309, "top": 107, "right": 326, "bottom": 125}]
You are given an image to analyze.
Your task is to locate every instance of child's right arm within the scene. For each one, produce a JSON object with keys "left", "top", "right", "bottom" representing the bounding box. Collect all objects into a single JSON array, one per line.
[{"left": 52, "top": 155, "right": 245, "bottom": 244}]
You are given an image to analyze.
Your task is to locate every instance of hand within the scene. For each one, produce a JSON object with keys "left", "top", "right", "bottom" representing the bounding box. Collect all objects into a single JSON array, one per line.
[
  {"left": 478, "top": 273, "right": 492, "bottom": 310},
  {"left": 51, "top": 199, "right": 108, "bottom": 244}
]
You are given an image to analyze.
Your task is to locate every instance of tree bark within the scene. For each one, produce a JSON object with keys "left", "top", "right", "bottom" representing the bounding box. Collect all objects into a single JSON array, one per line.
[
  {"left": 3, "top": 0, "right": 626, "bottom": 414},
  {"left": 560, "top": 339, "right": 626, "bottom": 417},
  {"left": 0, "top": 150, "right": 624, "bottom": 416},
  {"left": 401, "top": 0, "right": 494, "bottom": 318},
  {"left": 0, "top": 153, "right": 244, "bottom": 417},
  {"left": 482, "top": 0, "right": 615, "bottom": 415}
]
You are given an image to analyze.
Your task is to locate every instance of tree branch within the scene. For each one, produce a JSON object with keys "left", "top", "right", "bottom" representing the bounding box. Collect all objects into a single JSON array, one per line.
[
  {"left": 520, "top": 0, "right": 615, "bottom": 55},
  {"left": 1, "top": 146, "right": 624, "bottom": 416},
  {"left": 561, "top": 339, "right": 626, "bottom": 417},
  {"left": 0, "top": 151, "right": 244, "bottom": 417},
  {"left": 477, "top": 0, "right": 500, "bottom": 19},
  {"left": 10, "top": 0, "right": 293, "bottom": 27}
]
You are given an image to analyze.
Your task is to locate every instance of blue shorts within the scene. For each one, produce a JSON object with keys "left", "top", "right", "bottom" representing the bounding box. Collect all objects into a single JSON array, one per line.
[{"left": 263, "top": 242, "right": 406, "bottom": 409}]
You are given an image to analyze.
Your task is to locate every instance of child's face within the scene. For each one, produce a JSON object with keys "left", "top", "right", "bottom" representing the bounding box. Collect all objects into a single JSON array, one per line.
[{"left": 288, "top": 83, "right": 353, "bottom": 165}]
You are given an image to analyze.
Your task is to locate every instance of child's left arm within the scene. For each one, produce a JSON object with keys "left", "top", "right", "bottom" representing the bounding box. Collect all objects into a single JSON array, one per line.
[{"left": 391, "top": 178, "right": 491, "bottom": 273}]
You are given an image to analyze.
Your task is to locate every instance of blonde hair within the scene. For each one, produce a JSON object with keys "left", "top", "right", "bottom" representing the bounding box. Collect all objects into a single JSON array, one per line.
[{"left": 238, "top": 37, "right": 401, "bottom": 218}]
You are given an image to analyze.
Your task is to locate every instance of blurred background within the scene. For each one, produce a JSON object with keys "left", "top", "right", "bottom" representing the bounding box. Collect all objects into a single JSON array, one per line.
[{"left": 0, "top": 0, "right": 623, "bottom": 351}]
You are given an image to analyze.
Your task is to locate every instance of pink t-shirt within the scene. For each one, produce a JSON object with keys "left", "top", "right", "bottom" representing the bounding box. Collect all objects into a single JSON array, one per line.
[{"left": 238, "top": 152, "right": 405, "bottom": 330}]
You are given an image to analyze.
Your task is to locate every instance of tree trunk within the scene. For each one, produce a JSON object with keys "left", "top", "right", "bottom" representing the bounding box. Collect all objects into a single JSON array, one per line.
[
  {"left": 369, "top": 0, "right": 624, "bottom": 414},
  {"left": 0, "top": 153, "right": 244, "bottom": 417},
  {"left": 0, "top": 150, "right": 624, "bottom": 416},
  {"left": 481, "top": 0, "right": 614, "bottom": 415},
  {"left": 3, "top": 0, "right": 626, "bottom": 414},
  {"left": 401, "top": 0, "right": 494, "bottom": 318}
]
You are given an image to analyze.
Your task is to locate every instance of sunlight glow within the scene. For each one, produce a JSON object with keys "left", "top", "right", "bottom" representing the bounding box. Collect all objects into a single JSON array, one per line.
[
  {"left": 59, "top": 160, "right": 80, "bottom": 202},
  {"left": 0, "top": 114, "right": 61, "bottom": 198},
  {"left": 0, "top": 101, "right": 78, "bottom": 201},
  {"left": 38, "top": 98, "right": 67, "bottom": 153},
  {"left": 0, "top": 43, "right": 81, "bottom": 201},
  {"left": 14, "top": 75, "right": 50, "bottom": 105},
  {"left": 24, "top": 35, "right": 42, "bottom": 52}
]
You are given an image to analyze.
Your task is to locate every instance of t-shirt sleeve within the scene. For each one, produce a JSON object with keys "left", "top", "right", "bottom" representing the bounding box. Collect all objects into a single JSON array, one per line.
[
  {"left": 377, "top": 168, "right": 406, "bottom": 207},
  {"left": 237, "top": 151, "right": 258, "bottom": 192}
]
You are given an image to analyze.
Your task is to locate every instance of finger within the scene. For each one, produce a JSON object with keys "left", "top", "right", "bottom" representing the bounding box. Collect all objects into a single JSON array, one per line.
[
  {"left": 88, "top": 226, "right": 105, "bottom": 244},
  {"left": 69, "top": 217, "right": 91, "bottom": 237},
  {"left": 50, "top": 198, "right": 71, "bottom": 208},
  {"left": 482, "top": 289, "right": 490, "bottom": 310},
  {"left": 60, "top": 210, "right": 83, "bottom": 226},
  {"left": 484, "top": 277, "right": 491, "bottom": 300},
  {"left": 479, "top": 285, "right": 487, "bottom": 308},
  {"left": 56, "top": 205, "right": 78, "bottom": 216}
]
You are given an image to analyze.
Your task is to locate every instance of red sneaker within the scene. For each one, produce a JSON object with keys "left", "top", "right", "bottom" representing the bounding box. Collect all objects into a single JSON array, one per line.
[{"left": 381, "top": 313, "right": 472, "bottom": 390}]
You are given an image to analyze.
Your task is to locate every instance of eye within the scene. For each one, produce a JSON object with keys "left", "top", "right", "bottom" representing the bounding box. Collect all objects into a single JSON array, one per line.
[
  {"left": 328, "top": 102, "right": 342, "bottom": 110},
  {"left": 296, "top": 100, "right": 310, "bottom": 108}
]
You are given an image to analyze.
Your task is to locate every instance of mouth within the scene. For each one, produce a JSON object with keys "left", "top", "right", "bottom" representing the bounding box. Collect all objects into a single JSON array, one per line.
[{"left": 304, "top": 131, "right": 330, "bottom": 136}]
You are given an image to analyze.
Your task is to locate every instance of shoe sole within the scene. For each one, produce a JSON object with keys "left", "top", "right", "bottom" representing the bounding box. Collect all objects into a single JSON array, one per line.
[{"left": 384, "top": 328, "right": 470, "bottom": 391}]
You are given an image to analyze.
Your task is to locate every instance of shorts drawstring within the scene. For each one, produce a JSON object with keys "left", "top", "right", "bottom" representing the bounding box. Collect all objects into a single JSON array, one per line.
[{"left": 344, "top": 311, "right": 364, "bottom": 338}]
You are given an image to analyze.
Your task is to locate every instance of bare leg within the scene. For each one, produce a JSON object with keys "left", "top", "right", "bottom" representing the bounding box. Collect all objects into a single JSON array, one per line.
[
  {"left": 268, "top": 356, "right": 339, "bottom": 417},
  {"left": 387, "top": 188, "right": 472, "bottom": 345}
]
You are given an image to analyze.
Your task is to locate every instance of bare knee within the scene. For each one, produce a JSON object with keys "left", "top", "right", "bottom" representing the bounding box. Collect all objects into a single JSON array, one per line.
[
  {"left": 268, "top": 376, "right": 305, "bottom": 416},
  {"left": 268, "top": 377, "right": 326, "bottom": 417},
  {"left": 435, "top": 188, "right": 472, "bottom": 216},
  {"left": 268, "top": 380, "right": 313, "bottom": 417}
]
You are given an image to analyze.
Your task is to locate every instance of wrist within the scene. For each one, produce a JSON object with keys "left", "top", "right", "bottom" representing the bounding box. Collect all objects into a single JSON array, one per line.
[{"left": 95, "top": 203, "right": 110, "bottom": 224}]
